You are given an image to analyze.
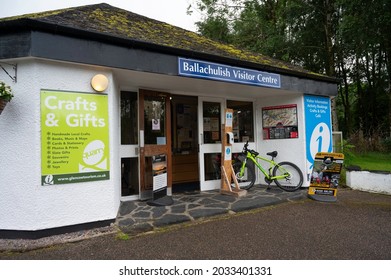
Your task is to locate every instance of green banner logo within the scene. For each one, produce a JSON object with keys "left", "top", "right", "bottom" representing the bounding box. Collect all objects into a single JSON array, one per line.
[{"left": 41, "top": 90, "right": 110, "bottom": 185}]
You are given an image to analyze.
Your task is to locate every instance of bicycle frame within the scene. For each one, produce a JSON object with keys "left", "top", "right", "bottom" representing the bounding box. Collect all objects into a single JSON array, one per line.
[{"left": 239, "top": 151, "right": 288, "bottom": 181}]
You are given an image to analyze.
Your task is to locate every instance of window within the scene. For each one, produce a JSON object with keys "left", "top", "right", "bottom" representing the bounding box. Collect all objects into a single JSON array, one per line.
[
  {"left": 204, "top": 153, "right": 221, "bottom": 180},
  {"left": 120, "top": 91, "right": 138, "bottom": 144},
  {"left": 203, "top": 101, "right": 221, "bottom": 144},
  {"left": 227, "top": 100, "right": 254, "bottom": 142},
  {"left": 121, "top": 158, "right": 139, "bottom": 196}
]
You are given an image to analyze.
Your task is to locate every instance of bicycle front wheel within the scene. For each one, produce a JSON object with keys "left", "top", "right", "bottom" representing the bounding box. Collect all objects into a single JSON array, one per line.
[
  {"left": 231, "top": 161, "right": 256, "bottom": 190},
  {"left": 272, "top": 162, "right": 303, "bottom": 192}
]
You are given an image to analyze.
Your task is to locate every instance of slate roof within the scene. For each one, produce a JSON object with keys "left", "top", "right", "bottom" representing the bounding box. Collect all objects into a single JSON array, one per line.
[{"left": 0, "top": 3, "right": 337, "bottom": 83}]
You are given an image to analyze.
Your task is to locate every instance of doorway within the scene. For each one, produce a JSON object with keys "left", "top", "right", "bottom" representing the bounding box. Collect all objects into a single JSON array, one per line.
[
  {"left": 120, "top": 90, "right": 255, "bottom": 198},
  {"left": 138, "top": 90, "right": 172, "bottom": 200},
  {"left": 171, "top": 95, "right": 200, "bottom": 193}
]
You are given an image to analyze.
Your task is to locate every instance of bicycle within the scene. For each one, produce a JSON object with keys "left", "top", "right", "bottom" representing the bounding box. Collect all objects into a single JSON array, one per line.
[{"left": 231, "top": 141, "right": 303, "bottom": 191}]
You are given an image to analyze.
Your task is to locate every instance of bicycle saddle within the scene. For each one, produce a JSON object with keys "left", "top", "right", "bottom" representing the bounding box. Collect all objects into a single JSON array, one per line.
[{"left": 267, "top": 151, "right": 278, "bottom": 158}]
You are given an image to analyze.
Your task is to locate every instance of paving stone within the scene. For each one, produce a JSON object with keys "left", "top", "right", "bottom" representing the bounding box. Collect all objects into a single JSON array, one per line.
[
  {"left": 206, "top": 202, "right": 230, "bottom": 209},
  {"left": 188, "top": 207, "right": 229, "bottom": 219},
  {"left": 212, "top": 194, "right": 238, "bottom": 203},
  {"left": 176, "top": 196, "right": 200, "bottom": 203},
  {"left": 133, "top": 211, "right": 151, "bottom": 218},
  {"left": 119, "top": 201, "right": 138, "bottom": 216},
  {"left": 231, "top": 196, "right": 281, "bottom": 212},
  {"left": 265, "top": 188, "right": 284, "bottom": 194},
  {"left": 187, "top": 203, "right": 200, "bottom": 209},
  {"left": 199, "top": 198, "right": 220, "bottom": 205},
  {"left": 153, "top": 214, "right": 191, "bottom": 227},
  {"left": 117, "top": 218, "right": 135, "bottom": 227},
  {"left": 121, "top": 222, "right": 154, "bottom": 234},
  {"left": 171, "top": 204, "right": 187, "bottom": 214},
  {"left": 151, "top": 207, "right": 168, "bottom": 218}
]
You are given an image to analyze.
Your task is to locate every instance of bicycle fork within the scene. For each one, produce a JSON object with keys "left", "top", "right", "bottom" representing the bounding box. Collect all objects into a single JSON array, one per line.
[
  {"left": 239, "top": 159, "right": 247, "bottom": 177},
  {"left": 265, "top": 166, "right": 274, "bottom": 189}
]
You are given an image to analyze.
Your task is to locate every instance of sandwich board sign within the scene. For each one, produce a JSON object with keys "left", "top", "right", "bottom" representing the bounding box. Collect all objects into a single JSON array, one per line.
[{"left": 308, "top": 152, "right": 344, "bottom": 202}]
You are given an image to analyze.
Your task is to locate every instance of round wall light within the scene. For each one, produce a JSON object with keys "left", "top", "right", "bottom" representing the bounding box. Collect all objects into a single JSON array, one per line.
[{"left": 91, "top": 74, "right": 109, "bottom": 92}]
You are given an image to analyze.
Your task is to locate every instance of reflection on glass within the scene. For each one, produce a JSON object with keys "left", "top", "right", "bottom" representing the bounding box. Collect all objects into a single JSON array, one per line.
[
  {"left": 204, "top": 153, "right": 221, "bottom": 180},
  {"left": 203, "top": 102, "right": 221, "bottom": 144},
  {"left": 121, "top": 158, "right": 139, "bottom": 196},
  {"left": 144, "top": 96, "right": 166, "bottom": 145},
  {"left": 121, "top": 92, "right": 138, "bottom": 144},
  {"left": 171, "top": 95, "right": 198, "bottom": 155},
  {"left": 227, "top": 100, "right": 254, "bottom": 142}
]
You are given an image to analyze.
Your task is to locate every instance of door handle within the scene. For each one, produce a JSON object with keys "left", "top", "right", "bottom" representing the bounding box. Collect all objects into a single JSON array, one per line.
[{"left": 140, "top": 130, "right": 144, "bottom": 148}]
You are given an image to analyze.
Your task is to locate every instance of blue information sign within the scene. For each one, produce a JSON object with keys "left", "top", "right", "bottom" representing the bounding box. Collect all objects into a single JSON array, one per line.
[
  {"left": 178, "top": 57, "right": 281, "bottom": 89},
  {"left": 304, "top": 95, "right": 333, "bottom": 178}
]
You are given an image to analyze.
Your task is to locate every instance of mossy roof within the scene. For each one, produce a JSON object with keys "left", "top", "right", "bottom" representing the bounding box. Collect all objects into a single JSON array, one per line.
[{"left": 0, "top": 3, "right": 337, "bottom": 83}]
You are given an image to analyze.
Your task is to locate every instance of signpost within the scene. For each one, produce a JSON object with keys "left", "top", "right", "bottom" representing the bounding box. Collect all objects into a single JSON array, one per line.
[
  {"left": 304, "top": 95, "right": 332, "bottom": 181},
  {"left": 220, "top": 109, "right": 247, "bottom": 197}
]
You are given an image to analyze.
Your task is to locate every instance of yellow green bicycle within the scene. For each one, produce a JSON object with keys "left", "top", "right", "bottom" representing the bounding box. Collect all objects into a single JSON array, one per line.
[{"left": 232, "top": 141, "right": 303, "bottom": 191}]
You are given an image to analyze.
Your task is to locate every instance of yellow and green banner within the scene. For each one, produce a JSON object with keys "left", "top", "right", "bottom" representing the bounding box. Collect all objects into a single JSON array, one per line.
[{"left": 41, "top": 90, "right": 110, "bottom": 185}]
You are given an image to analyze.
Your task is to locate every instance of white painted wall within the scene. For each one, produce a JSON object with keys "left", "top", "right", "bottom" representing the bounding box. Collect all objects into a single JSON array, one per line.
[
  {"left": 256, "top": 94, "right": 308, "bottom": 186},
  {"left": 0, "top": 59, "right": 121, "bottom": 231},
  {"left": 346, "top": 171, "right": 391, "bottom": 195}
]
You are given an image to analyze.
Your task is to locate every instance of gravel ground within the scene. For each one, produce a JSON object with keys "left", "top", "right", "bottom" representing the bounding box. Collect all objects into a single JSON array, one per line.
[{"left": 2, "top": 187, "right": 390, "bottom": 257}]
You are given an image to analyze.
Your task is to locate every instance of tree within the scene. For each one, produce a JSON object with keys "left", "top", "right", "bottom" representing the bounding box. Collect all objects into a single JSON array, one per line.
[
  {"left": 189, "top": 0, "right": 391, "bottom": 148},
  {"left": 337, "top": 0, "right": 390, "bottom": 141}
]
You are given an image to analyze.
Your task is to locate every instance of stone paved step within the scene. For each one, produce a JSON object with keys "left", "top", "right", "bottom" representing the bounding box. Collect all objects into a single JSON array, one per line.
[{"left": 116, "top": 186, "right": 307, "bottom": 234}]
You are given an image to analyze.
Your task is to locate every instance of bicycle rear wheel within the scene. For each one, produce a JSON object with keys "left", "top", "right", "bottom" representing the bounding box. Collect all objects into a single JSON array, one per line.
[
  {"left": 231, "top": 161, "right": 256, "bottom": 190},
  {"left": 272, "top": 162, "right": 303, "bottom": 192}
]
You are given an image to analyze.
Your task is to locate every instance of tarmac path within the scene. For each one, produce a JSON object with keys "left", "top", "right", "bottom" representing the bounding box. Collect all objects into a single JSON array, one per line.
[{"left": 1, "top": 188, "right": 390, "bottom": 260}]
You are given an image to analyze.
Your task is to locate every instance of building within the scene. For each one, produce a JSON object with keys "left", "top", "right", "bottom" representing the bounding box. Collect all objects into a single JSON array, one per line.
[{"left": 0, "top": 3, "right": 338, "bottom": 237}]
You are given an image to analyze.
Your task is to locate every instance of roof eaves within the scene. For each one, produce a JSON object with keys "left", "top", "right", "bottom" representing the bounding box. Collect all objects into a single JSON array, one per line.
[{"left": 0, "top": 16, "right": 339, "bottom": 84}]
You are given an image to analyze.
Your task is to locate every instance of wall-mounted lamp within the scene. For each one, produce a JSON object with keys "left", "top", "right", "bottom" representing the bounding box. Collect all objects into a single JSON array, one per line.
[{"left": 91, "top": 74, "right": 109, "bottom": 92}]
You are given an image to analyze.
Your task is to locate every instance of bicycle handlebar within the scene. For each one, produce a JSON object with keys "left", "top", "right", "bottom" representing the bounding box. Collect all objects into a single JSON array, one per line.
[
  {"left": 242, "top": 141, "right": 259, "bottom": 156},
  {"left": 243, "top": 141, "right": 249, "bottom": 153}
]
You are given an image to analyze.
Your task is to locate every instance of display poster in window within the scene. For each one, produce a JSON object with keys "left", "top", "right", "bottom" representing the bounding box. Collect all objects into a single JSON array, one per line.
[
  {"left": 225, "top": 111, "right": 233, "bottom": 128},
  {"left": 262, "top": 104, "right": 298, "bottom": 139},
  {"left": 40, "top": 90, "right": 110, "bottom": 185},
  {"left": 210, "top": 117, "right": 219, "bottom": 131},
  {"left": 152, "top": 119, "right": 160, "bottom": 131},
  {"left": 203, "top": 117, "right": 211, "bottom": 131}
]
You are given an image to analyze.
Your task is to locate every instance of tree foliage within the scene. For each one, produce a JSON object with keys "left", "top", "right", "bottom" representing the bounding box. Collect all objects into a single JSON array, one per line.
[{"left": 189, "top": 0, "right": 391, "bottom": 149}]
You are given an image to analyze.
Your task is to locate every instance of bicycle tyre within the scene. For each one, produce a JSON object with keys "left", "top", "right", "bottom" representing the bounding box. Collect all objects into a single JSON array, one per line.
[
  {"left": 272, "top": 161, "right": 303, "bottom": 192},
  {"left": 231, "top": 161, "right": 256, "bottom": 190}
]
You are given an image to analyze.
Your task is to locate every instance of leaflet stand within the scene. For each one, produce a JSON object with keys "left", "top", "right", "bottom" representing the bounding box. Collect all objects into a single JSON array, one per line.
[
  {"left": 308, "top": 152, "right": 344, "bottom": 202},
  {"left": 147, "top": 154, "right": 174, "bottom": 206},
  {"left": 220, "top": 109, "right": 247, "bottom": 197}
]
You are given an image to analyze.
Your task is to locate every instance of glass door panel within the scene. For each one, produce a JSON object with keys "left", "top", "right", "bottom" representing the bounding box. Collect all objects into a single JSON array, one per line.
[
  {"left": 198, "top": 97, "right": 224, "bottom": 191},
  {"left": 139, "top": 90, "right": 171, "bottom": 200},
  {"left": 120, "top": 91, "right": 139, "bottom": 199},
  {"left": 144, "top": 96, "right": 166, "bottom": 145}
]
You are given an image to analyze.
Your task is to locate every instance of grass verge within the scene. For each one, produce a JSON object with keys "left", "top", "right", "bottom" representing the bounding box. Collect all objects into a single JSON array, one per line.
[{"left": 346, "top": 152, "right": 391, "bottom": 171}]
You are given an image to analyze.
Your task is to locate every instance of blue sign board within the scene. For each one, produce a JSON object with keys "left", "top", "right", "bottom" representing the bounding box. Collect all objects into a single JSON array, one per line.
[
  {"left": 178, "top": 57, "right": 281, "bottom": 89},
  {"left": 304, "top": 95, "right": 332, "bottom": 178}
]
